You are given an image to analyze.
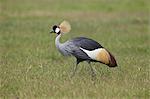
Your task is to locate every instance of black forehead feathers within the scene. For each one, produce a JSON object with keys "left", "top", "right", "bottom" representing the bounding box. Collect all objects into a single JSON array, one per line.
[{"left": 53, "top": 25, "right": 58, "bottom": 30}]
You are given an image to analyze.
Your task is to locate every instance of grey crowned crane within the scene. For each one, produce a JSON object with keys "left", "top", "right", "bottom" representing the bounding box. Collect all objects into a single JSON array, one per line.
[{"left": 50, "top": 21, "right": 117, "bottom": 78}]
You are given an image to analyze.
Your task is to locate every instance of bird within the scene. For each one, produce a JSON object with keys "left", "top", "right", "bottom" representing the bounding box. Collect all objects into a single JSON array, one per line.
[{"left": 50, "top": 21, "right": 117, "bottom": 78}]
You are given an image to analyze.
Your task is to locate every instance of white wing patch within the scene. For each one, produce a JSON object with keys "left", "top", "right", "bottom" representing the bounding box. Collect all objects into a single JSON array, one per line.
[{"left": 80, "top": 47, "right": 103, "bottom": 60}]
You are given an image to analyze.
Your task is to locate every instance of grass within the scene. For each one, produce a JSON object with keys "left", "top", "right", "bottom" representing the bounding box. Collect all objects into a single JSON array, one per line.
[{"left": 0, "top": 0, "right": 149, "bottom": 98}]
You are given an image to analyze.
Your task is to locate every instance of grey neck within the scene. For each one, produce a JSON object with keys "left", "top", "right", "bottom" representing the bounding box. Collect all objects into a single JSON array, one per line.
[{"left": 55, "top": 34, "right": 62, "bottom": 49}]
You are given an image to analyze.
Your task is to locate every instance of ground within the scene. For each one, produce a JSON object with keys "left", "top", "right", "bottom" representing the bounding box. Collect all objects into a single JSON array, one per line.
[{"left": 0, "top": 0, "right": 149, "bottom": 98}]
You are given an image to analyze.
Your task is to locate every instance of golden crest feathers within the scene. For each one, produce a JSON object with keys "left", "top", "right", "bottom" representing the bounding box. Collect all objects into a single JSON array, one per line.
[{"left": 59, "top": 20, "right": 71, "bottom": 33}]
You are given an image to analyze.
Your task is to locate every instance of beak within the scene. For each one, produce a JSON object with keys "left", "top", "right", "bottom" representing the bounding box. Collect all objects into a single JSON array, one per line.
[{"left": 50, "top": 30, "right": 54, "bottom": 34}]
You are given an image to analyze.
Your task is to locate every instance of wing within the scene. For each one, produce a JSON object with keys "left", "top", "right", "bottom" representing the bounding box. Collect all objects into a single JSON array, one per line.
[{"left": 70, "top": 37, "right": 103, "bottom": 51}]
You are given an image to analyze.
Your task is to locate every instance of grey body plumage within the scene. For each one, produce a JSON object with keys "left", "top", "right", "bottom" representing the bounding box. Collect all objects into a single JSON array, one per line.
[{"left": 55, "top": 34, "right": 92, "bottom": 63}]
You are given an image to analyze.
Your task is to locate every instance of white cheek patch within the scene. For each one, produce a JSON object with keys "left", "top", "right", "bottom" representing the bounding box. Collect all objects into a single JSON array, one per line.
[{"left": 55, "top": 28, "right": 60, "bottom": 33}]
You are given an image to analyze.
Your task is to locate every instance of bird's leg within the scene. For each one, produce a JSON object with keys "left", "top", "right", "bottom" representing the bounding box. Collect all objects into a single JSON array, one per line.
[
  {"left": 71, "top": 59, "right": 80, "bottom": 78},
  {"left": 88, "top": 61, "right": 96, "bottom": 80},
  {"left": 71, "top": 64, "right": 78, "bottom": 78}
]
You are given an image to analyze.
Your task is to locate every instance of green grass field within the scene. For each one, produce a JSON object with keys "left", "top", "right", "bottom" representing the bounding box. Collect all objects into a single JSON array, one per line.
[{"left": 0, "top": 0, "right": 149, "bottom": 98}]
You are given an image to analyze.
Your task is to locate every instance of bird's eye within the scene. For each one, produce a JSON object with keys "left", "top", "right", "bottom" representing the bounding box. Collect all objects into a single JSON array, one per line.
[{"left": 53, "top": 25, "right": 57, "bottom": 30}]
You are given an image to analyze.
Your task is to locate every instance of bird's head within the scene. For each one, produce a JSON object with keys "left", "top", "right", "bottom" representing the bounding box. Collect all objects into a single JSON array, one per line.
[
  {"left": 50, "top": 20, "right": 71, "bottom": 35},
  {"left": 50, "top": 25, "right": 61, "bottom": 35}
]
